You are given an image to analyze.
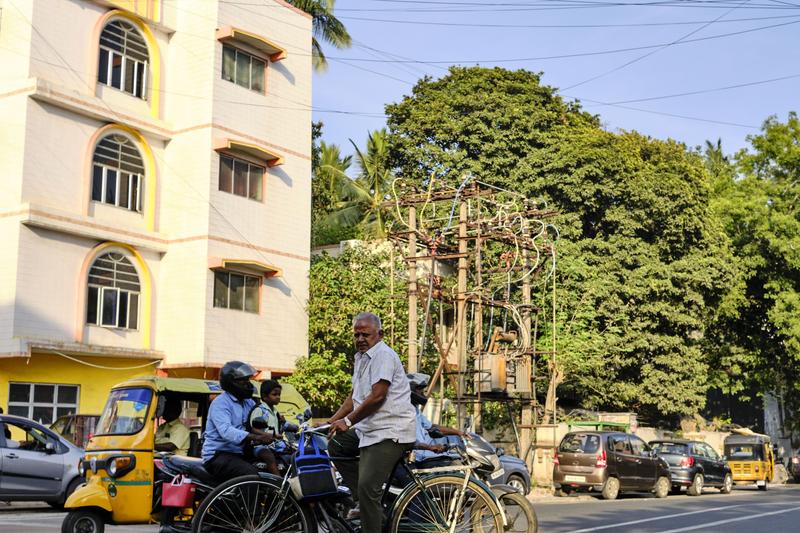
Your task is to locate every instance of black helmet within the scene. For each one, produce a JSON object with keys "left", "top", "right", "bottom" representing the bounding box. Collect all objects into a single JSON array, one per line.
[
  {"left": 220, "top": 361, "right": 257, "bottom": 401},
  {"left": 407, "top": 373, "right": 430, "bottom": 407}
]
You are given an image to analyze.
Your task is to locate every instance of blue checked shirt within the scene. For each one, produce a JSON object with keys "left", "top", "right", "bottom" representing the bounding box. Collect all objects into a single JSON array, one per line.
[{"left": 202, "top": 392, "right": 256, "bottom": 463}]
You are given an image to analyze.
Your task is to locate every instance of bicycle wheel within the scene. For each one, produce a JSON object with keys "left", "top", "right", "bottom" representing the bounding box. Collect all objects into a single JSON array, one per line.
[
  {"left": 498, "top": 491, "right": 537, "bottom": 533},
  {"left": 389, "top": 474, "right": 505, "bottom": 533},
  {"left": 191, "top": 474, "right": 315, "bottom": 533}
]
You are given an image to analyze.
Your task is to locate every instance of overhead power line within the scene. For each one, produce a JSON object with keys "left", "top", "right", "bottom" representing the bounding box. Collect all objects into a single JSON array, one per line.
[
  {"left": 327, "top": 18, "right": 800, "bottom": 64},
  {"left": 561, "top": 0, "right": 753, "bottom": 90},
  {"left": 339, "top": 13, "right": 800, "bottom": 27}
]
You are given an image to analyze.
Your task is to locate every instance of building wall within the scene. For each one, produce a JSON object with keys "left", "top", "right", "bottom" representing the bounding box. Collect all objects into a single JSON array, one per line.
[{"left": 0, "top": 0, "right": 312, "bottom": 418}]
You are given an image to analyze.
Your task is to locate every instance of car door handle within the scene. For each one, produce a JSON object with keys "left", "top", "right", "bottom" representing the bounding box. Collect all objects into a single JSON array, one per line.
[{"left": 5, "top": 453, "right": 19, "bottom": 459}]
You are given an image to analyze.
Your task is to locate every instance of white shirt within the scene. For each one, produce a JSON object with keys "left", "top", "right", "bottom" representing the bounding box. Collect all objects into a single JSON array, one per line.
[{"left": 352, "top": 340, "right": 416, "bottom": 447}]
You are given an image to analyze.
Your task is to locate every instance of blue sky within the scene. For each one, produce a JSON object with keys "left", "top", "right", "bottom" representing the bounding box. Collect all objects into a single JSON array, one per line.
[{"left": 311, "top": 0, "right": 799, "bottom": 164}]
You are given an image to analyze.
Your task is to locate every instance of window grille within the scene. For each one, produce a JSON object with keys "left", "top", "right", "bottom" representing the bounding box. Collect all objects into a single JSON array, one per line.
[
  {"left": 86, "top": 252, "right": 141, "bottom": 329},
  {"left": 98, "top": 20, "right": 149, "bottom": 99},
  {"left": 91, "top": 134, "right": 144, "bottom": 212}
]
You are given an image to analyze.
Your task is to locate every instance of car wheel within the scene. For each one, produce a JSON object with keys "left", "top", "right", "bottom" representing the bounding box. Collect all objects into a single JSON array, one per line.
[
  {"left": 507, "top": 474, "right": 529, "bottom": 495},
  {"left": 61, "top": 509, "right": 105, "bottom": 533},
  {"left": 654, "top": 476, "right": 670, "bottom": 498},
  {"left": 687, "top": 473, "right": 704, "bottom": 496},
  {"left": 601, "top": 477, "right": 620, "bottom": 500},
  {"left": 720, "top": 474, "right": 733, "bottom": 494},
  {"left": 555, "top": 487, "right": 572, "bottom": 497}
]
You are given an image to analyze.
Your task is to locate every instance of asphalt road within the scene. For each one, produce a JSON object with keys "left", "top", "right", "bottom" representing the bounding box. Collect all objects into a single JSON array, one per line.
[
  {"left": 2, "top": 484, "right": 799, "bottom": 532},
  {"left": 535, "top": 483, "right": 800, "bottom": 533}
]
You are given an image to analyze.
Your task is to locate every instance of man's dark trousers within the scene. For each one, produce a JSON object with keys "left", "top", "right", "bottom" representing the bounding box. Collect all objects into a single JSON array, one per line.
[
  {"left": 330, "top": 428, "right": 414, "bottom": 532},
  {"left": 205, "top": 450, "right": 258, "bottom": 481}
]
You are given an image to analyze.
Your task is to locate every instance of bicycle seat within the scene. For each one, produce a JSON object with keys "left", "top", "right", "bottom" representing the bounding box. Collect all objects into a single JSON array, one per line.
[{"left": 163, "top": 455, "right": 216, "bottom": 485}]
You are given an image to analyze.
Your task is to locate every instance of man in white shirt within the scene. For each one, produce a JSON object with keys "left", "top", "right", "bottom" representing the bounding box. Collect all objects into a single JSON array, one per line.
[{"left": 328, "top": 312, "right": 417, "bottom": 533}]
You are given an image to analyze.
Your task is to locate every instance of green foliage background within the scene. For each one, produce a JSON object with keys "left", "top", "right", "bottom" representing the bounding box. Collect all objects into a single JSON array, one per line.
[{"left": 298, "top": 67, "right": 800, "bottom": 430}]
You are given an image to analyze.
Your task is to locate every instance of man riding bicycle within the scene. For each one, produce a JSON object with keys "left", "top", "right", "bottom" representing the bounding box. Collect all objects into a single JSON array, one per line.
[{"left": 328, "top": 312, "right": 417, "bottom": 533}]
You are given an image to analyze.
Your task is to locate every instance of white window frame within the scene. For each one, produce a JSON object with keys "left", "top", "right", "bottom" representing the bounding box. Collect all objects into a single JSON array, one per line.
[
  {"left": 92, "top": 165, "right": 143, "bottom": 212},
  {"left": 86, "top": 253, "right": 141, "bottom": 331},
  {"left": 7, "top": 383, "right": 80, "bottom": 426},
  {"left": 91, "top": 133, "right": 145, "bottom": 213},
  {"left": 98, "top": 20, "right": 149, "bottom": 100}
]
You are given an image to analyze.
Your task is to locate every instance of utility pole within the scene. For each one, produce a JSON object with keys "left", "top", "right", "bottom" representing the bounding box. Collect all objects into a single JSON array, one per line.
[
  {"left": 456, "top": 199, "right": 468, "bottom": 427},
  {"left": 520, "top": 215, "right": 533, "bottom": 464},
  {"left": 408, "top": 206, "right": 418, "bottom": 372}
]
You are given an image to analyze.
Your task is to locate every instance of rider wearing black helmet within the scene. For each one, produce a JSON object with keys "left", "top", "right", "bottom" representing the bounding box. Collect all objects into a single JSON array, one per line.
[{"left": 202, "top": 361, "right": 275, "bottom": 480}]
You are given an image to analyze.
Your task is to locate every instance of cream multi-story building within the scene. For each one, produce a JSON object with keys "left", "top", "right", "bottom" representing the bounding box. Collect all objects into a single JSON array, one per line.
[{"left": 0, "top": 0, "right": 312, "bottom": 419}]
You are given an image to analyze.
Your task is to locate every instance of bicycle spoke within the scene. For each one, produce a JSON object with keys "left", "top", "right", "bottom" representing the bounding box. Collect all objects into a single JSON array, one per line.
[{"left": 194, "top": 479, "right": 309, "bottom": 533}]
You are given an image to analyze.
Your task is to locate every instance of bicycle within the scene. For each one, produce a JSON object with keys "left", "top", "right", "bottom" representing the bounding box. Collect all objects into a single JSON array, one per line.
[{"left": 190, "top": 425, "right": 507, "bottom": 533}]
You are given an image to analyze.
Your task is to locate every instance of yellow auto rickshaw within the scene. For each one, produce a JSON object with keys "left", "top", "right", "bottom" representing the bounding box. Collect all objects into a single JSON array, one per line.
[
  {"left": 724, "top": 430, "right": 774, "bottom": 490},
  {"left": 61, "top": 376, "right": 311, "bottom": 532},
  {"left": 61, "top": 377, "right": 221, "bottom": 532}
]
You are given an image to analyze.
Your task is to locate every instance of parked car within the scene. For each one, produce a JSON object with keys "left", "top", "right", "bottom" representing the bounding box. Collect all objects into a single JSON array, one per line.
[
  {"left": 650, "top": 439, "right": 733, "bottom": 495},
  {"left": 0, "top": 414, "right": 84, "bottom": 508},
  {"left": 790, "top": 449, "right": 800, "bottom": 481},
  {"left": 50, "top": 413, "right": 99, "bottom": 449},
  {"left": 492, "top": 444, "right": 532, "bottom": 494},
  {"left": 553, "top": 431, "right": 671, "bottom": 500}
]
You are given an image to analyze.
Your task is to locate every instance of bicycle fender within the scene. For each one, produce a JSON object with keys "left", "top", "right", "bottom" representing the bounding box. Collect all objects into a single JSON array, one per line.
[{"left": 489, "top": 483, "right": 519, "bottom": 497}]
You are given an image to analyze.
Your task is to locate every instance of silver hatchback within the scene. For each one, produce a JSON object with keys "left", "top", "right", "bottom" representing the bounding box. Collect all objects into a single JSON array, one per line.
[{"left": 0, "top": 414, "right": 84, "bottom": 508}]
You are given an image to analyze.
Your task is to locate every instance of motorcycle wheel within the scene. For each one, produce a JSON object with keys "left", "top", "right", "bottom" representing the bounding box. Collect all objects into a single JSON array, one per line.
[{"left": 499, "top": 491, "right": 538, "bottom": 533}]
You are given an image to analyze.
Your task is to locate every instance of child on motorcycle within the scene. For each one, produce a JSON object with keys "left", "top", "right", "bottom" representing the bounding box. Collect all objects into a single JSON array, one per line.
[{"left": 249, "top": 379, "right": 286, "bottom": 476}]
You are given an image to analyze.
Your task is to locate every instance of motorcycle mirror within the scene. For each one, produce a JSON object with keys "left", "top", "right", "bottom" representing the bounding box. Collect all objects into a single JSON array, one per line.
[
  {"left": 155, "top": 395, "right": 166, "bottom": 418},
  {"left": 496, "top": 446, "right": 506, "bottom": 457}
]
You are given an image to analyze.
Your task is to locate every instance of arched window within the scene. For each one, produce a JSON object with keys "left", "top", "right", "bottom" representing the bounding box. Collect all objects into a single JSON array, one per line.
[
  {"left": 91, "top": 133, "right": 144, "bottom": 212},
  {"left": 86, "top": 252, "right": 140, "bottom": 330},
  {"left": 98, "top": 20, "right": 149, "bottom": 99}
]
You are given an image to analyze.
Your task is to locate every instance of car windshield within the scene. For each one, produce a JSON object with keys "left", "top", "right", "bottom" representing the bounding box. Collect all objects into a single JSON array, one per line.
[
  {"left": 559, "top": 433, "right": 600, "bottom": 454},
  {"left": 651, "top": 442, "right": 689, "bottom": 455},
  {"left": 725, "top": 444, "right": 763, "bottom": 460},
  {"left": 95, "top": 388, "right": 152, "bottom": 436}
]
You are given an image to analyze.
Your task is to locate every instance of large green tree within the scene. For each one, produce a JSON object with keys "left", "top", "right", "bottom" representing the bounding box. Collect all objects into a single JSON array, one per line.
[
  {"left": 385, "top": 67, "right": 739, "bottom": 419},
  {"left": 711, "top": 113, "right": 800, "bottom": 429},
  {"left": 285, "top": 247, "right": 408, "bottom": 412}
]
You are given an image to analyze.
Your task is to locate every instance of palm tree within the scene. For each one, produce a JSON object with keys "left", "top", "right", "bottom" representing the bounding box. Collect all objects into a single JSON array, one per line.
[
  {"left": 286, "top": 0, "right": 351, "bottom": 72},
  {"left": 315, "top": 141, "right": 352, "bottom": 212},
  {"left": 325, "top": 129, "right": 394, "bottom": 239}
]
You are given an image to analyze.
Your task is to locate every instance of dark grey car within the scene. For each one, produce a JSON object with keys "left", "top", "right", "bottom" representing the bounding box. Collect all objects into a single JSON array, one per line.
[
  {"left": 494, "top": 446, "right": 532, "bottom": 494},
  {"left": 0, "top": 414, "right": 84, "bottom": 507}
]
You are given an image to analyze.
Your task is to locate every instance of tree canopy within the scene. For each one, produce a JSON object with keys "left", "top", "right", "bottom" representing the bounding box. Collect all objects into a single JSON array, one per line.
[{"left": 385, "top": 66, "right": 739, "bottom": 419}]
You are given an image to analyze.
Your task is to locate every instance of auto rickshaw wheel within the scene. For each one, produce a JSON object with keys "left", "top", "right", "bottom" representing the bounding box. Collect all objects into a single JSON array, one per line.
[{"left": 61, "top": 509, "right": 105, "bottom": 533}]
